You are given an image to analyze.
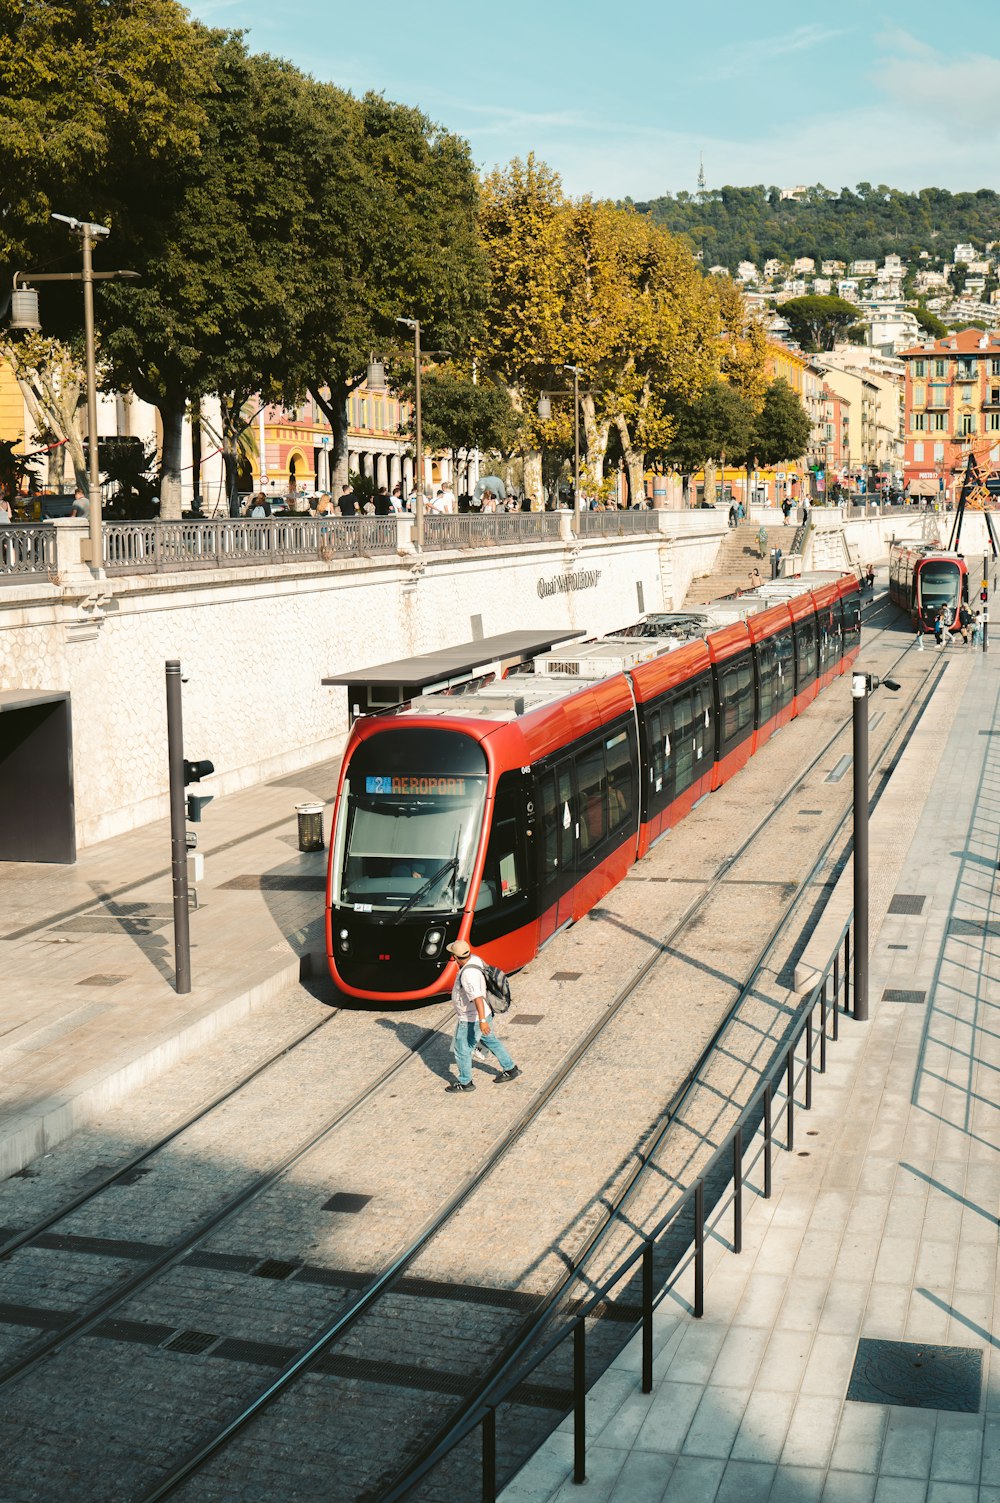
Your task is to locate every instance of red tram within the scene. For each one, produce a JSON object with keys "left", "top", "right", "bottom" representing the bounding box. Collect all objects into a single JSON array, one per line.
[
  {"left": 888, "top": 543, "right": 968, "bottom": 632},
  {"left": 325, "top": 575, "right": 862, "bottom": 1002}
]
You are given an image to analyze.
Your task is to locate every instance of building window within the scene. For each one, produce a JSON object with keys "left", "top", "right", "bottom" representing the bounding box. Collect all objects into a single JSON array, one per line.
[
  {"left": 932, "top": 413, "right": 947, "bottom": 431},
  {"left": 990, "top": 414, "right": 1000, "bottom": 431},
  {"left": 911, "top": 413, "right": 925, "bottom": 431},
  {"left": 934, "top": 360, "right": 947, "bottom": 378},
  {"left": 992, "top": 359, "right": 1000, "bottom": 377},
  {"left": 934, "top": 442, "right": 945, "bottom": 461},
  {"left": 961, "top": 414, "right": 975, "bottom": 435},
  {"left": 957, "top": 361, "right": 975, "bottom": 380},
  {"left": 913, "top": 442, "right": 925, "bottom": 460},
  {"left": 961, "top": 386, "right": 974, "bottom": 404},
  {"left": 914, "top": 360, "right": 926, "bottom": 377}
]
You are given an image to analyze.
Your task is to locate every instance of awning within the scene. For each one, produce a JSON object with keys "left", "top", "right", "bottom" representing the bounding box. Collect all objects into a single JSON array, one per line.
[{"left": 323, "top": 628, "right": 584, "bottom": 714}]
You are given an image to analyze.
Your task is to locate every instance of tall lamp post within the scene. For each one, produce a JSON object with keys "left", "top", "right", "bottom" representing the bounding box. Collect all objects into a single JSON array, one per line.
[
  {"left": 397, "top": 316, "right": 423, "bottom": 548},
  {"left": 537, "top": 368, "right": 583, "bottom": 536},
  {"left": 851, "top": 670, "right": 900, "bottom": 1021}
]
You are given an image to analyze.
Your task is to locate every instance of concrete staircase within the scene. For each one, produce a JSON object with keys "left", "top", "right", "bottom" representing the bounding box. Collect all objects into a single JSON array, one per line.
[{"left": 684, "top": 521, "right": 795, "bottom": 605}]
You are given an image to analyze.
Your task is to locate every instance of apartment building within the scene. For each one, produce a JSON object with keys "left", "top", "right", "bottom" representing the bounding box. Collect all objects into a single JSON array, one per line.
[{"left": 901, "top": 329, "right": 1000, "bottom": 498}]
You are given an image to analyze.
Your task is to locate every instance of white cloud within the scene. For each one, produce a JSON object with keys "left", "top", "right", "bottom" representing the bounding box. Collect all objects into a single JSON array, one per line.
[
  {"left": 711, "top": 23, "right": 848, "bottom": 80},
  {"left": 872, "top": 34, "right": 1000, "bottom": 136}
]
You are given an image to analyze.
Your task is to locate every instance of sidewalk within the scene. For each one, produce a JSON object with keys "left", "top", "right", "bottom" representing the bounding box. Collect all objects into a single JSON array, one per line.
[
  {"left": 0, "top": 755, "right": 341, "bottom": 1176},
  {"left": 502, "top": 643, "right": 1000, "bottom": 1503}
]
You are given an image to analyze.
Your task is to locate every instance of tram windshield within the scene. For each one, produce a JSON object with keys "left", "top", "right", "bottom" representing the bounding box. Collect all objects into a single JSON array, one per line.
[
  {"left": 918, "top": 561, "right": 961, "bottom": 618},
  {"left": 332, "top": 774, "right": 487, "bottom": 913}
]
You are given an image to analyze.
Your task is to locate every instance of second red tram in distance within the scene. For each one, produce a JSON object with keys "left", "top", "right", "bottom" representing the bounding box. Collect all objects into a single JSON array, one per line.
[
  {"left": 888, "top": 543, "right": 968, "bottom": 632},
  {"left": 326, "top": 574, "right": 862, "bottom": 1002}
]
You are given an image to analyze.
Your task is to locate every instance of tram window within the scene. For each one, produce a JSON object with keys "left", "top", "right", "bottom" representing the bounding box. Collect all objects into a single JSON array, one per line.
[
  {"left": 720, "top": 659, "right": 752, "bottom": 742},
  {"left": 477, "top": 772, "right": 527, "bottom": 910},
  {"left": 605, "top": 728, "right": 634, "bottom": 830},
  {"left": 576, "top": 743, "right": 607, "bottom": 851},
  {"left": 774, "top": 630, "right": 794, "bottom": 709},
  {"left": 672, "top": 690, "right": 695, "bottom": 791},
  {"left": 647, "top": 708, "right": 670, "bottom": 795},
  {"left": 795, "top": 617, "right": 817, "bottom": 684},
  {"left": 757, "top": 638, "right": 776, "bottom": 722},
  {"left": 540, "top": 771, "right": 559, "bottom": 875},
  {"left": 693, "top": 677, "right": 713, "bottom": 762}
]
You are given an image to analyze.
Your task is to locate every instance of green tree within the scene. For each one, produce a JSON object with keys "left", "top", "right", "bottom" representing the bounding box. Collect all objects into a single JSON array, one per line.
[
  {"left": 417, "top": 367, "right": 522, "bottom": 458},
  {"left": 663, "top": 381, "right": 755, "bottom": 473},
  {"left": 293, "top": 90, "right": 485, "bottom": 494},
  {"left": 915, "top": 305, "right": 948, "bottom": 339},
  {"left": 780, "top": 295, "right": 866, "bottom": 352},
  {"left": 751, "top": 379, "right": 812, "bottom": 467}
]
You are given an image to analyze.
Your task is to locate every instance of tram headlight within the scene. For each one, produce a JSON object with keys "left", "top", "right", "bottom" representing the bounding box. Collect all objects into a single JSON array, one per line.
[
  {"left": 337, "top": 926, "right": 351, "bottom": 955},
  {"left": 421, "top": 927, "right": 444, "bottom": 959}
]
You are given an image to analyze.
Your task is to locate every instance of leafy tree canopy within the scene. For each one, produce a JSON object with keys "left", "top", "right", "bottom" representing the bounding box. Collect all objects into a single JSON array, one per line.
[
  {"left": 753, "top": 379, "right": 812, "bottom": 467},
  {"left": 915, "top": 305, "right": 949, "bottom": 338},
  {"left": 780, "top": 295, "right": 866, "bottom": 353}
]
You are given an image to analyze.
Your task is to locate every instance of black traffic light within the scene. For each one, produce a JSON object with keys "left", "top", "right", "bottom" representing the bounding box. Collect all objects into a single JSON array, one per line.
[
  {"left": 184, "top": 758, "right": 215, "bottom": 822},
  {"left": 982, "top": 589, "right": 989, "bottom": 603}
]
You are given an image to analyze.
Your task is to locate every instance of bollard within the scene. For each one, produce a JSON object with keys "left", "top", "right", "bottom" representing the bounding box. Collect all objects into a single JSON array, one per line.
[{"left": 295, "top": 803, "right": 325, "bottom": 852}]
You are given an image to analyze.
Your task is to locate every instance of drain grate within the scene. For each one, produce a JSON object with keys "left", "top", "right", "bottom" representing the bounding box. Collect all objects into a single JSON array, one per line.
[
  {"left": 218, "top": 874, "right": 326, "bottom": 892},
  {"left": 825, "top": 755, "right": 852, "bottom": 783},
  {"left": 798, "top": 809, "right": 823, "bottom": 816},
  {"left": 889, "top": 894, "right": 926, "bottom": 916},
  {"left": 951, "top": 918, "right": 1000, "bottom": 938},
  {"left": 510, "top": 1014, "right": 543, "bottom": 1025},
  {"left": 77, "top": 974, "right": 129, "bottom": 987},
  {"left": 550, "top": 972, "right": 581, "bottom": 982},
  {"left": 323, "top": 1193, "right": 372, "bottom": 1214},
  {"left": 163, "top": 1329, "right": 218, "bottom": 1355},
  {"left": 253, "top": 1258, "right": 299, "bottom": 1281},
  {"left": 882, "top": 989, "right": 927, "bottom": 1005},
  {"left": 887, "top": 944, "right": 908, "bottom": 951},
  {"left": 847, "top": 1338, "right": 982, "bottom": 1412},
  {"left": 54, "top": 916, "right": 170, "bottom": 936}
]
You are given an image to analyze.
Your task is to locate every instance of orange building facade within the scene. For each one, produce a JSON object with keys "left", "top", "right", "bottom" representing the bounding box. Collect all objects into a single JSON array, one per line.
[{"left": 901, "top": 329, "right": 1000, "bottom": 500}]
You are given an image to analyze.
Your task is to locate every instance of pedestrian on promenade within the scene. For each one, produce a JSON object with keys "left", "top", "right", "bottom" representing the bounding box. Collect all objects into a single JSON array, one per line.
[
  {"left": 373, "top": 486, "right": 393, "bottom": 515},
  {"left": 933, "top": 608, "right": 946, "bottom": 647},
  {"left": 973, "top": 611, "right": 983, "bottom": 646},
  {"left": 865, "top": 564, "right": 875, "bottom": 592},
  {"left": 444, "top": 939, "right": 519, "bottom": 1093},
  {"left": 959, "top": 601, "right": 973, "bottom": 645},
  {"left": 337, "top": 484, "right": 358, "bottom": 517},
  {"left": 728, "top": 502, "right": 738, "bottom": 528},
  {"left": 748, "top": 567, "right": 762, "bottom": 589},
  {"left": 781, "top": 498, "right": 791, "bottom": 526},
  {"left": 736, "top": 499, "right": 745, "bottom": 522}
]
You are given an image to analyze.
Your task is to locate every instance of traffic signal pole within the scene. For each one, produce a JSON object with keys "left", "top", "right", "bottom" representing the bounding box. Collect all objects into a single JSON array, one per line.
[
  {"left": 984, "top": 552, "right": 990, "bottom": 656},
  {"left": 166, "top": 659, "right": 192, "bottom": 994}
]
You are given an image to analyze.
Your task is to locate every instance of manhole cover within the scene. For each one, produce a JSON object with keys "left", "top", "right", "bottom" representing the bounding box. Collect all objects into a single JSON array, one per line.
[
  {"left": 323, "top": 1193, "right": 372, "bottom": 1214},
  {"left": 951, "top": 918, "right": 1000, "bottom": 938},
  {"left": 253, "top": 1258, "right": 299, "bottom": 1280},
  {"left": 163, "top": 1329, "right": 218, "bottom": 1355},
  {"left": 847, "top": 1339, "right": 982, "bottom": 1412},
  {"left": 550, "top": 972, "right": 581, "bottom": 982},
  {"left": 882, "top": 989, "right": 927, "bottom": 1005},
  {"left": 54, "top": 916, "right": 169, "bottom": 936},
  {"left": 889, "top": 895, "right": 925, "bottom": 915},
  {"left": 510, "top": 1014, "right": 543, "bottom": 1025}
]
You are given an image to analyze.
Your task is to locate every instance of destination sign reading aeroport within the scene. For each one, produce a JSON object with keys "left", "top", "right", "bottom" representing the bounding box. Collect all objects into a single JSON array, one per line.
[{"left": 366, "top": 776, "right": 468, "bottom": 795}]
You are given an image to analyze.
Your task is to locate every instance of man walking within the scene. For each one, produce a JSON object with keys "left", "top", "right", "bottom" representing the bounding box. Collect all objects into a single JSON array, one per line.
[{"left": 444, "top": 939, "right": 519, "bottom": 1092}]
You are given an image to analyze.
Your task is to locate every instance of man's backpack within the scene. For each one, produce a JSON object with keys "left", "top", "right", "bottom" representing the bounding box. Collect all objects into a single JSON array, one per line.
[{"left": 469, "top": 959, "right": 512, "bottom": 1013}]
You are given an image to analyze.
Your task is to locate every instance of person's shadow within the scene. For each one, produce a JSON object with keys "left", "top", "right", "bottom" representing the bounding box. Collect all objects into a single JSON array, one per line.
[{"left": 376, "top": 1016, "right": 455, "bottom": 1083}]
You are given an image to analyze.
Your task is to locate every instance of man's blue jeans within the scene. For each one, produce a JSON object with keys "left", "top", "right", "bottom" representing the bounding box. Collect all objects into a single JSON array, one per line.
[{"left": 454, "top": 1017, "right": 514, "bottom": 1084}]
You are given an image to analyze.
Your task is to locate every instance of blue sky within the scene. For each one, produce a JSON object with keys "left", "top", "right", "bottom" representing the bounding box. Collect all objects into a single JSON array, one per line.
[{"left": 187, "top": 0, "right": 1000, "bottom": 198}]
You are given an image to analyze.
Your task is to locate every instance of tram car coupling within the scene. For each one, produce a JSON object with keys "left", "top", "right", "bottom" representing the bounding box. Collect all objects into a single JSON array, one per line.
[
  {"left": 325, "top": 574, "right": 862, "bottom": 1003},
  {"left": 888, "top": 542, "right": 969, "bottom": 632}
]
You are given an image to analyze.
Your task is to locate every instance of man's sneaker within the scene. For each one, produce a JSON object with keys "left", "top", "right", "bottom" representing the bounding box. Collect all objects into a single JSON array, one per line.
[
  {"left": 493, "top": 1066, "right": 520, "bottom": 1083},
  {"left": 445, "top": 1080, "right": 475, "bottom": 1093},
  {"left": 473, "top": 1044, "right": 489, "bottom": 1061}
]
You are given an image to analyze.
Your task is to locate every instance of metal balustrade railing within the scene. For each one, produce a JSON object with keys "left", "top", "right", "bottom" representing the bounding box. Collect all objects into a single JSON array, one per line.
[
  {"left": 576, "top": 508, "right": 661, "bottom": 536},
  {"left": 381, "top": 919, "right": 855, "bottom": 1503},
  {"left": 0, "top": 526, "right": 56, "bottom": 579},
  {"left": 101, "top": 516, "right": 398, "bottom": 574},
  {"left": 422, "top": 512, "right": 564, "bottom": 548}
]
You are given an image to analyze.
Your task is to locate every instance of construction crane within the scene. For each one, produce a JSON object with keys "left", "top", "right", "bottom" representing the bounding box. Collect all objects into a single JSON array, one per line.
[{"left": 947, "top": 448, "right": 1000, "bottom": 557}]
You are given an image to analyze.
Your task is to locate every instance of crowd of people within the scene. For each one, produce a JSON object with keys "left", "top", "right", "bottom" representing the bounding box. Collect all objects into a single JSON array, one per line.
[{"left": 240, "top": 484, "right": 650, "bottom": 518}]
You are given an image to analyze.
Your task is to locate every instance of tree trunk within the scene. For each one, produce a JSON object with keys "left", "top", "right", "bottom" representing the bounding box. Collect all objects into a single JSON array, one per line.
[
  {"left": 613, "top": 415, "right": 645, "bottom": 510},
  {"left": 158, "top": 397, "right": 186, "bottom": 519},
  {"left": 522, "top": 449, "right": 542, "bottom": 504},
  {"left": 703, "top": 458, "right": 716, "bottom": 509},
  {"left": 310, "top": 381, "right": 352, "bottom": 493},
  {"left": 579, "top": 394, "right": 610, "bottom": 490}
]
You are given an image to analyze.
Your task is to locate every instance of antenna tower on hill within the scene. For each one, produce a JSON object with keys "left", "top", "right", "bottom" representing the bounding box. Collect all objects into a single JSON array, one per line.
[{"left": 697, "top": 152, "right": 706, "bottom": 192}]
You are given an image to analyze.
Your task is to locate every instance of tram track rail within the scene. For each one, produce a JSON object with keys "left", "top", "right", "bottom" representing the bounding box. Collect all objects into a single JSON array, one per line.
[
  {"left": 117, "top": 625, "right": 946, "bottom": 1502},
  {"left": 0, "top": 609, "right": 941, "bottom": 1503}
]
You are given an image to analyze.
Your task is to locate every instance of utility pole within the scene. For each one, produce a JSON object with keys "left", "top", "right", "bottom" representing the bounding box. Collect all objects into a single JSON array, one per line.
[
  {"left": 166, "top": 661, "right": 192, "bottom": 995},
  {"left": 565, "top": 364, "right": 581, "bottom": 535}
]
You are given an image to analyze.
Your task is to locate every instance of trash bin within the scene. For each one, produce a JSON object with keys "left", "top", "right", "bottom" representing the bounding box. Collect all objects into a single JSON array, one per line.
[{"left": 295, "top": 802, "right": 325, "bottom": 852}]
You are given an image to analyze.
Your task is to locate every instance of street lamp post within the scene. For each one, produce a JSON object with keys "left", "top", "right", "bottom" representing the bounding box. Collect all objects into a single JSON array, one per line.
[
  {"left": 851, "top": 671, "right": 900, "bottom": 1021},
  {"left": 397, "top": 317, "right": 423, "bottom": 548},
  {"left": 565, "top": 364, "right": 581, "bottom": 533}
]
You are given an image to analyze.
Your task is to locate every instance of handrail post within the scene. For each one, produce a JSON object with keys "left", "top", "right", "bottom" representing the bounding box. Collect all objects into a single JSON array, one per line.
[
  {"left": 820, "top": 980, "right": 828, "bottom": 1073},
  {"left": 832, "top": 951, "right": 841, "bottom": 1041},
  {"left": 843, "top": 929, "right": 851, "bottom": 1018},
  {"left": 786, "top": 1045, "right": 795, "bottom": 1151},
  {"left": 573, "top": 1320, "right": 586, "bottom": 1484},
  {"left": 641, "top": 1243, "right": 654, "bottom": 1394},
  {"left": 482, "top": 1407, "right": 496, "bottom": 1503},
  {"left": 732, "top": 1125, "right": 743, "bottom": 1255},
  {"left": 694, "top": 1179, "right": 705, "bottom": 1318},
  {"left": 805, "top": 1015, "right": 813, "bottom": 1110},
  {"left": 763, "top": 1084, "right": 772, "bottom": 1198}
]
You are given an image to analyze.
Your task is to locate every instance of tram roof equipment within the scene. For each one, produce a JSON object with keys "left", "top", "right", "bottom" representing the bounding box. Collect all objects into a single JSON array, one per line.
[{"left": 323, "top": 629, "right": 585, "bottom": 715}]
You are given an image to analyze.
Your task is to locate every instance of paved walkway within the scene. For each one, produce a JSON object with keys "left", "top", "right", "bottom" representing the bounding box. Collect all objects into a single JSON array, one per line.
[
  {"left": 502, "top": 641, "right": 1000, "bottom": 1503},
  {"left": 0, "top": 755, "right": 340, "bottom": 1175}
]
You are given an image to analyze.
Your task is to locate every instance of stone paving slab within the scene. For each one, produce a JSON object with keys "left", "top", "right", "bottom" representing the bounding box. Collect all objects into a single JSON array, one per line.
[
  {"left": 0, "top": 756, "right": 340, "bottom": 1175},
  {"left": 502, "top": 640, "right": 1000, "bottom": 1503}
]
